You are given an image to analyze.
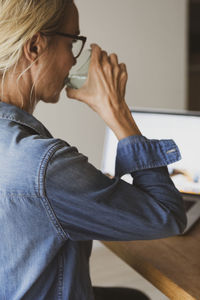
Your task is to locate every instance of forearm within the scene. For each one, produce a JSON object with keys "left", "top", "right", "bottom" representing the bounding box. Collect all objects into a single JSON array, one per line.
[{"left": 103, "top": 101, "right": 142, "bottom": 141}]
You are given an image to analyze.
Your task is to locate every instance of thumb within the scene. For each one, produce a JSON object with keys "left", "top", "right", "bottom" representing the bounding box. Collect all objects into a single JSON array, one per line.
[{"left": 65, "top": 87, "right": 78, "bottom": 99}]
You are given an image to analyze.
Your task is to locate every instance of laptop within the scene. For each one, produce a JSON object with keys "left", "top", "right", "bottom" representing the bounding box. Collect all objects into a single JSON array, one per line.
[{"left": 101, "top": 108, "right": 200, "bottom": 234}]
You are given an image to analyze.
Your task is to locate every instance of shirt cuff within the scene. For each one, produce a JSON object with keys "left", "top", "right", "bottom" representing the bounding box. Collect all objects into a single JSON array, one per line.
[{"left": 115, "top": 135, "right": 181, "bottom": 177}]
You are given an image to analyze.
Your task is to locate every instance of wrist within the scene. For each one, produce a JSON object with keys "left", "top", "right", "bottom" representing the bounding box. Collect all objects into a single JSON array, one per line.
[{"left": 104, "top": 102, "right": 142, "bottom": 140}]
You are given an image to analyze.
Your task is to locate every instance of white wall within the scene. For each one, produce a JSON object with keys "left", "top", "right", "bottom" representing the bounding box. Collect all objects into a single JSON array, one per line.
[{"left": 34, "top": 0, "right": 188, "bottom": 169}]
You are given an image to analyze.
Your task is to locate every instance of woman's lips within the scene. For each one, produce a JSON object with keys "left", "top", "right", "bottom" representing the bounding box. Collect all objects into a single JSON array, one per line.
[{"left": 62, "top": 75, "right": 69, "bottom": 87}]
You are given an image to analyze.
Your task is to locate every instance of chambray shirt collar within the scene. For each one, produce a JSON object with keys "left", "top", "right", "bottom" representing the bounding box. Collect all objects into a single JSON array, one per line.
[{"left": 0, "top": 101, "right": 53, "bottom": 138}]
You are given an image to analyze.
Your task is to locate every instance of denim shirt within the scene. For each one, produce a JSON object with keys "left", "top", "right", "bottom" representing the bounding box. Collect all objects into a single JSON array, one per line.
[{"left": 0, "top": 101, "right": 187, "bottom": 300}]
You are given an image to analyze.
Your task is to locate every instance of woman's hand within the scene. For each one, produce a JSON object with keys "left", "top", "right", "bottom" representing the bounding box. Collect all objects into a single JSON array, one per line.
[
  {"left": 66, "top": 44, "right": 127, "bottom": 115},
  {"left": 65, "top": 43, "right": 141, "bottom": 140}
]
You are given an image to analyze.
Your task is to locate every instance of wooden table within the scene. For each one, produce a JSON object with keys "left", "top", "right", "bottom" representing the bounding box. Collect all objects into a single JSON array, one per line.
[{"left": 102, "top": 220, "right": 200, "bottom": 300}]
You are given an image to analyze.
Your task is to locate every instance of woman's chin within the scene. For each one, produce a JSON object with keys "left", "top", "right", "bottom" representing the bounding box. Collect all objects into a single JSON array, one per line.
[
  {"left": 42, "top": 92, "right": 60, "bottom": 104},
  {"left": 51, "top": 94, "right": 60, "bottom": 103}
]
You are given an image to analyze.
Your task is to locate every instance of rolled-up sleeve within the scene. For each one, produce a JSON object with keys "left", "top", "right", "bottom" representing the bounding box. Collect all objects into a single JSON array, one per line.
[{"left": 44, "top": 136, "right": 187, "bottom": 242}]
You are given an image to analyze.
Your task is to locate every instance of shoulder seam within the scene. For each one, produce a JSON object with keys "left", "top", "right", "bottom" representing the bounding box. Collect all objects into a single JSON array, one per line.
[{"left": 38, "top": 139, "right": 69, "bottom": 242}]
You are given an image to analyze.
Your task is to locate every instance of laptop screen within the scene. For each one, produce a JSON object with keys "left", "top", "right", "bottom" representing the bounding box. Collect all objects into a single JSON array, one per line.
[{"left": 101, "top": 109, "right": 200, "bottom": 196}]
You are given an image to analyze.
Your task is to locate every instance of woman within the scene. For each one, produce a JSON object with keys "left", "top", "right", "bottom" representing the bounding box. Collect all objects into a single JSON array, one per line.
[{"left": 0, "top": 0, "right": 186, "bottom": 299}]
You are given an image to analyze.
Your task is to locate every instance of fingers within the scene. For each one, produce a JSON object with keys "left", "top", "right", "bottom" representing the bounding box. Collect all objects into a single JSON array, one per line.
[
  {"left": 109, "top": 53, "right": 118, "bottom": 66},
  {"left": 109, "top": 53, "right": 120, "bottom": 88},
  {"left": 90, "top": 44, "right": 128, "bottom": 96},
  {"left": 101, "top": 51, "right": 109, "bottom": 66},
  {"left": 90, "top": 45, "right": 111, "bottom": 78},
  {"left": 90, "top": 44, "right": 102, "bottom": 67},
  {"left": 86, "top": 43, "right": 128, "bottom": 98},
  {"left": 119, "top": 63, "right": 128, "bottom": 99},
  {"left": 119, "top": 63, "right": 128, "bottom": 81},
  {"left": 90, "top": 44, "right": 121, "bottom": 73},
  {"left": 90, "top": 43, "right": 101, "bottom": 56},
  {"left": 101, "top": 51, "right": 112, "bottom": 79},
  {"left": 66, "top": 86, "right": 79, "bottom": 100}
]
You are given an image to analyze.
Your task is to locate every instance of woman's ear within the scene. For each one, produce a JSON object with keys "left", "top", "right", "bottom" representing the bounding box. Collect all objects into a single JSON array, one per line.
[{"left": 23, "top": 33, "right": 47, "bottom": 63}]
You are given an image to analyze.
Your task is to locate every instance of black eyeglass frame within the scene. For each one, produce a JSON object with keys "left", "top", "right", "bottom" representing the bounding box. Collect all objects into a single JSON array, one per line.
[{"left": 40, "top": 32, "right": 87, "bottom": 58}]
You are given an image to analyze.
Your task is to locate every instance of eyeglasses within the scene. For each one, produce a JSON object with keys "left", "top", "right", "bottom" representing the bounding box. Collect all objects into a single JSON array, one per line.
[{"left": 40, "top": 32, "right": 87, "bottom": 59}]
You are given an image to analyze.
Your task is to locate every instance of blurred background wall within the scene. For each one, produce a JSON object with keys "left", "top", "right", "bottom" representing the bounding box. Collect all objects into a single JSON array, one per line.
[{"left": 34, "top": 0, "right": 188, "bottom": 169}]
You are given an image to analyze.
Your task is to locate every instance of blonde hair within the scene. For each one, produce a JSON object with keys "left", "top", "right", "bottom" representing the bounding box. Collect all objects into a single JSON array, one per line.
[{"left": 0, "top": 0, "right": 72, "bottom": 108}]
